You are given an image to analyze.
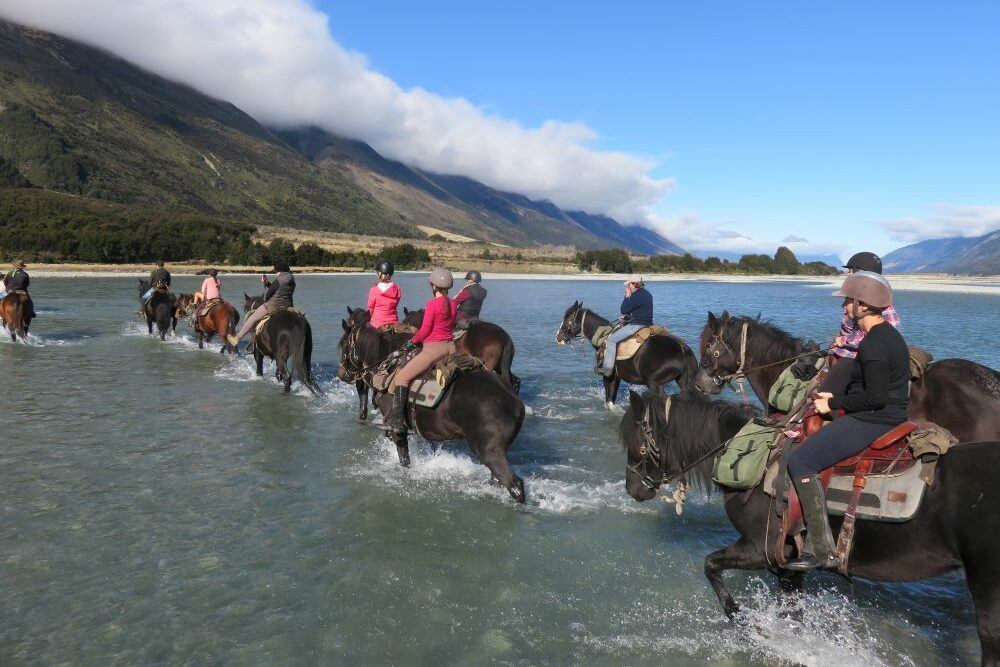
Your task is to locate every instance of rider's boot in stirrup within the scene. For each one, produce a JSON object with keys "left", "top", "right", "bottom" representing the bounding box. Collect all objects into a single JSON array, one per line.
[{"left": 784, "top": 474, "right": 840, "bottom": 571}]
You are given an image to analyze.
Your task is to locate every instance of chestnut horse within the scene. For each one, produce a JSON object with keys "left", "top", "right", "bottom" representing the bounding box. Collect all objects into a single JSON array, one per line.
[
  {"left": 187, "top": 299, "right": 240, "bottom": 354},
  {"left": 0, "top": 291, "right": 35, "bottom": 342}
]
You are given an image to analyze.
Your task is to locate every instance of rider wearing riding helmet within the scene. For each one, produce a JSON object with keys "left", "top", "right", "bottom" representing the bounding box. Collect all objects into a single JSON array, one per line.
[
  {"left": 367, "top": 259, "right": 402, "bottom": 328},
  {"left": 598, "top": 276, "right": 653, "bottom": 377},
  {"left": 385, "top": 268, "right": 456, "bottom": 435},
  {"left": 820, "top": 252, "right": 901, "bottom": 395},
  {"left": 453, "top": 270, "right": 487, "bottom": 324},
  {"left": 786, "top": 271, "right": 909, "bottom": 570},
  {"left": 227, "top": 263, "right": 296, "bottom": 347}
]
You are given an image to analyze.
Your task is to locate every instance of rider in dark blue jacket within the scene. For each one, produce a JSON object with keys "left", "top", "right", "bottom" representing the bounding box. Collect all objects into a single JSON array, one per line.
[{"left": 598, "top": 277, "right": 653, "bottom": 376}]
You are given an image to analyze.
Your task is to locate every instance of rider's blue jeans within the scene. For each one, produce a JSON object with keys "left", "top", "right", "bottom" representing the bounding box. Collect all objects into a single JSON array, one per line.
[{"left": 602, "top": 323, "right": 643, "bottom": 372}]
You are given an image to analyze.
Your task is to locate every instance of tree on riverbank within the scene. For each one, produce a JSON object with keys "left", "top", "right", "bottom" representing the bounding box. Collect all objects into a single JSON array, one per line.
[{"left": 581, "top": 246, "right": 839, "bottom": 275}]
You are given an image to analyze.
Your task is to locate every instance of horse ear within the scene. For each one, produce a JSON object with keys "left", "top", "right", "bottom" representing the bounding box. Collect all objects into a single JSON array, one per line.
[
  {"left": 628, "top": 390, "right": 644, "bottom": 414},
  {"left": 244, "top": 293, "right": 250, "bottom": 301},
  {"left": 573, "top": 299, "right": 579, "bottom": 307},
  {"left": 403, "top": 306, "right": 410, "bottom": 315},
  {"left": 721, "top": 310, "right": 730, "bottom": 321},
  {"left": 707, "top": 311, "right": 717, "bottom": 327},
  {"left": 346, "top": 306, "right": 353, "bottom": 315},
  {"left": 341, "top": 319, "right": 348, "bottom": 331}
]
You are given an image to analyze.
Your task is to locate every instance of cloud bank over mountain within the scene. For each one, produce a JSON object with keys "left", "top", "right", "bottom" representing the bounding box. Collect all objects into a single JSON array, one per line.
[
  {"left": 878, "top": 204, "right": 1000, "bottom": 243},
  {"left": 0, "top": 0, "right": 674, "bottom": 227}
]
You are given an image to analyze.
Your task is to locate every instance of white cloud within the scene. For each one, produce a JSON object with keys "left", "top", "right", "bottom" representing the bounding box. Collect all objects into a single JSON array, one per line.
[
  {"left": 879, "top": 204, "right": 1000, "bottom": 243},
  {"left": 0, "top": 0, "right": 673, "bottom": 223},
  {"left": 782, "top": 234, "right": 808, "bottom": 243}
]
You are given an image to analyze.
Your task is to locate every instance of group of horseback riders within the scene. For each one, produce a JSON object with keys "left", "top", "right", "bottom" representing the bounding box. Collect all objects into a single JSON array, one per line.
[{"left": 134, "top": 257, "right": 490, "bottom": 438}]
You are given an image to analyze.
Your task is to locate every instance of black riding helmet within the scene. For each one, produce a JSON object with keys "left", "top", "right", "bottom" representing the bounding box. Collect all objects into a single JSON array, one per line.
[
  {"left": 375, "top": 258, "right": 394, "bottom": 277},
  {"left": 273, "top": 263, "right": 291, "bottom": 273},
  {"left": 465, "top": 270, "right": 482, "bottom": 283},
  {"left": 843, "top": 252, "right": 882, "bottom": 274}
]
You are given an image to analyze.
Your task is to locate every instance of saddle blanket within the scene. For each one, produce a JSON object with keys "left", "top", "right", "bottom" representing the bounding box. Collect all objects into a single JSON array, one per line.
[
  {"left": 254, "top": 307, "right": 305, "bottom": 336},
  {"left": 763, "top": 453, "right": 926, "bottom": 522},
  {"left": 592, "top": 324, "right": 671, "bottom": 361}
]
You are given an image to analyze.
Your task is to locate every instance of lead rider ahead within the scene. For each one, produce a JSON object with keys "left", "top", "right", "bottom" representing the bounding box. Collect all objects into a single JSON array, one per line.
[
  {"left": 785, "top": 270, "right": 909, "bottom": 571},
  {"left": 597, "top": 276, "right": 653, "bottom": 377}
]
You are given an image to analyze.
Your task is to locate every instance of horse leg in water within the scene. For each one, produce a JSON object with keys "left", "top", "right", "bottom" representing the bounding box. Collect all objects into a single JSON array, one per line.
[
  {"left": 704, "top": 537, "right": 770, "bottom": 619},
  {"left": 604, "top": 373, "right": 621, "bottom": 408},
  {"left": 254, "top": 348, "right": 264, "bottom": 377},
  {"left": 197, "top": 327, "right": 204, "bottom": 350},
  {"left": 355, "top": 380, "right": 369, "bottom": 421},
  {"left": 278, "top": 351, "right": 292, "bottom": 393},
  {"left": 147, "top": 312, "right": 154, "bottom": 335},
  {"left": 393, "top": 430, "right": 411, "bottom": 467}
]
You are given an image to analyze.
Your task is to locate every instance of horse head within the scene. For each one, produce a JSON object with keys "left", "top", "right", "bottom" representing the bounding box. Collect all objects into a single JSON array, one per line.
[
  {"left": 555, "top": 300, "right": 583, "bottom": 344},
  {"left": 621, "top": 390, "right": 668, "bottom": 501},
  {"left": 695, "top": 310, "right": 738, "bottom": 394},
  {"left": 346, "top": 306, "right": 371, "bottom": 329},
  {"left": 137, "top": 279, "right": 150, "bottom": 297},
  {"left": 244, "top": 293, "right": 264, "bottom": 315},
  {"left": 401, "top": 308, "right": 423, "bottom": 327}
]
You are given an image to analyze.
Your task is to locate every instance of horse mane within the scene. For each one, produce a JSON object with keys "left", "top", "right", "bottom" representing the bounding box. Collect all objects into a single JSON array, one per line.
[
  {"left": 621, "top": 391, "right": 757, "bottom": 493},
  {"left": 723, "top": 314, "right": 805, "bottom": 364}
]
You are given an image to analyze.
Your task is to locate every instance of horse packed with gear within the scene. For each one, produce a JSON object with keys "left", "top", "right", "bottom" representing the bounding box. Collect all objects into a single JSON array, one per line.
[
  {"left": 619, "top": 387, "right": 1000, "bottom": 661},
  {"left": 555, "top": 299, "right": 697, "bottom": 406},
  {"left": 337, "top": 309, "right": 526, "bottom": 503},
  {"left": 695, "top": 310, "right": 1000, "bottom": 442}
]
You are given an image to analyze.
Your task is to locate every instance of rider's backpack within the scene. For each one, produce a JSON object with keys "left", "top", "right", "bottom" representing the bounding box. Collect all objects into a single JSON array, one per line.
[{"left": 712, "top": 420, "right": 781, "bottom": 489}]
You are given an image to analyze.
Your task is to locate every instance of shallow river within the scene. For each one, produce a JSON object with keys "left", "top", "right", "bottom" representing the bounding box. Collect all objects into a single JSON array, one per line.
[{"left": 2, "top": 275, "right": 998, "bottom": 665}]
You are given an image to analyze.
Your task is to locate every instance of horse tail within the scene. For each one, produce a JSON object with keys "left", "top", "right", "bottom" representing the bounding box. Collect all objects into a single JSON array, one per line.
[
  {"left": 226, "top": 307, "right": 239, "bottom": 337},
  {"left": 499, "top": 336, "right": 520, "bottom": 394},
  {"left": 677, "top": 338, "right": 699, "bottom": 393},
  {"left": 292, "top": 318, "right": 323, "bottom": 396}
]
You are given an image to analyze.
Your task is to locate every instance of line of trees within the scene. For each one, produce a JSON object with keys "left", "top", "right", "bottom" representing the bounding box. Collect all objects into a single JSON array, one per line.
[
  {"left": 576, "top": 246, "right": 839, "bottom": 276},
  {"left": 0, "top": 188, "right": 431, "bottom": 269}
]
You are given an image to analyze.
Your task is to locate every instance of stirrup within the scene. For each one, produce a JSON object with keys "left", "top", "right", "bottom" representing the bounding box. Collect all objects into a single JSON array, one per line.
[{"left": 783, "top": 552, "right": 840, "bottom": 572}]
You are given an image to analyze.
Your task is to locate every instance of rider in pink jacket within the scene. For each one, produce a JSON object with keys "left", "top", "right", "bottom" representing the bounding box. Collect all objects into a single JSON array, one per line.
[{"left": 368, "top": 259, "right": 401, "bottom": 328}]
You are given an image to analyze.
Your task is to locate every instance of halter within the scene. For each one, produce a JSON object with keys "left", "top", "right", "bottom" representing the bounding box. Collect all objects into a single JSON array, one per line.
[
  {"left": 627, "top": 396, "right": 672, "bottom": 491},
  {"left": 340, "top": 322, "right": 405, "bottom": 385},
  {"left": 556, "top": 305, "right": 590, "bottom": 345},
  {"left": 702, "top": 321, "right": 750, "bottom": 402}
]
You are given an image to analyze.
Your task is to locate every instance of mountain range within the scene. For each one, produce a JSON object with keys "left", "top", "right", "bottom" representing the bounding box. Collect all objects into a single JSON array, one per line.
[
  {"left": 882, "top": 229, "right": 1000, "bottom": 274},
  {"left": 0, "top": 19, "right": 682, "bottom": 255}
]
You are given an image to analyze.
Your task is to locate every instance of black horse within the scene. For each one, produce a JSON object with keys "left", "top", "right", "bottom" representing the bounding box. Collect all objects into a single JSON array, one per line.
[
  {"left": 620, "top": 389, "right": 1000, "bottom": 665},
  {"left": 0, "top": 290, "right": 35, "bottom": 342},
  {"left": 243, "top": 294, "right": 321, "bottom": 395},
  {"left": 341, "top": 307, "right": 414, "bottom": 421},
  {"left": 137, "top": 279, "right": 176, "bottom": 341},
  {"left": 402, "top": 307, "right": 521, "bottom": 393},
  {"left": 555, "top": 300, "right": 697, "bottom": 406},
  {"left": 337, "top": 317, "right": 527, "bottom": 502},
  {"left": 695, "top": 310, "right": 1000, "bottom": 442}
]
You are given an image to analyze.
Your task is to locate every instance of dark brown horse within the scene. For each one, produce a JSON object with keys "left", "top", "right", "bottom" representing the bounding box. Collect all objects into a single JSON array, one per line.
[
  {"left": 137, "top": 280, "right": 176, "bottom": 341},
  {"left": 555, "top": 300, "right": 697, "bottom": 407},
  {"left": 243, "top": 294, "right": 321, "bottom": 395},
  {"left": 340, "top": 307, "right": 414, "bottom": 421},
  {"left": 338, "top": 316, "right": 526, "bottom": 502},
  {"left": 620, "top": 390, "right": 1000, "bottom": 665},
  {"left": 402, "top": 306, "right": 520, "bottom": 393},
  {"left": 695, "top": 310, "right": 1000, "bottom": 442},
  {"left": 0, "top": 291, "right": 35, "bottom": 342},
  {"left": 173, "top": 293, "right": 194, "bottom": 336},
  {"left": 183, "top": 299, "right": 240, "bottom": 353}
]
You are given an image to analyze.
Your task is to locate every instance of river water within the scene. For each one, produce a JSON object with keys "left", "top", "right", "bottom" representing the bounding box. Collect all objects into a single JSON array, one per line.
[{"left": 2, "top": 275, "right": 997, "bottom": 665}]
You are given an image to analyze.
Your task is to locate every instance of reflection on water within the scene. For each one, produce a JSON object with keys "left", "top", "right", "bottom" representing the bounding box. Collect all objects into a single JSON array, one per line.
[{"left": 1, "top": 275, "right": 993, "bottom": 664}]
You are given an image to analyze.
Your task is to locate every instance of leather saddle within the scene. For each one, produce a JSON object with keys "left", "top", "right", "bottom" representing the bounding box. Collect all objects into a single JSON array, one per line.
[{"left": 777, "top": 419, "right": 919, "bottom": 570}]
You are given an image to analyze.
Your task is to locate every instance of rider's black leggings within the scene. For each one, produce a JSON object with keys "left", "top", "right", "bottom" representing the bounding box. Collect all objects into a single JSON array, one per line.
[{"left": 788, "top": 415, "right": 899, "bottom": 478}]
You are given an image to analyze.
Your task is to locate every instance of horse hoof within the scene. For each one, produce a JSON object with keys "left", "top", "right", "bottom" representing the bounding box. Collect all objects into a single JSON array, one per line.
[
  {"left": 509, "top": 482, "right": 526, "bottom": 503},
  {"left": 606, "top": 401, "right": 615, "bottom": 410}
]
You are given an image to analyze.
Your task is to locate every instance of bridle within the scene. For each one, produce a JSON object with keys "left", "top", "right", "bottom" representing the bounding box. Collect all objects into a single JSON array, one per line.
[
  {"left": 702, "top": 321, "right": 750, "bottom": 400},
  {"left": 557, "top": 305, "right": 589, "bottom": 345},
  {"left": 340, "top": 321, "right": 405, "bottom": 385}
]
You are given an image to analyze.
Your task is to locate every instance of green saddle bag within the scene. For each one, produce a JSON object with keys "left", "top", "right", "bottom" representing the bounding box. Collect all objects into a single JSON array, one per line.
[
  {"left": 767, "top": 357, "right": 825, "bottom": 413},
  {"left": 712, "top": 420, "right": 781, "bottom": 489}
]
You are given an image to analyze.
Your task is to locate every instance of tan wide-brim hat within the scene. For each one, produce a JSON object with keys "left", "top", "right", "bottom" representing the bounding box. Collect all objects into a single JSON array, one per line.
[{"left": 624, "top": 275, "right": 643, "bottom": 285}]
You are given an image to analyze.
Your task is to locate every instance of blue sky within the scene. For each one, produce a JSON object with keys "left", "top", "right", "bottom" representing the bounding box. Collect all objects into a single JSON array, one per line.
[{"left": 321, "top": 0, "right": 1000, "bottom": 258}]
